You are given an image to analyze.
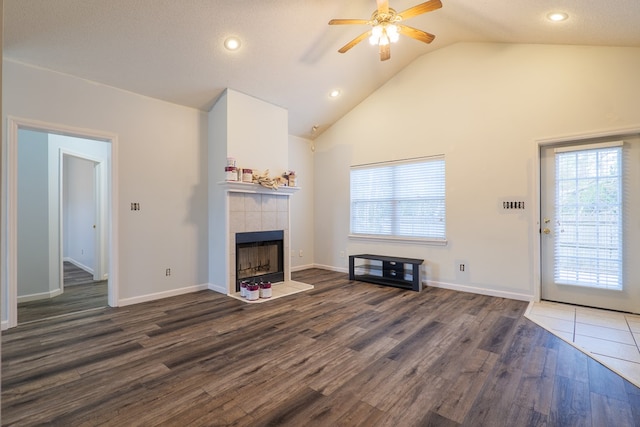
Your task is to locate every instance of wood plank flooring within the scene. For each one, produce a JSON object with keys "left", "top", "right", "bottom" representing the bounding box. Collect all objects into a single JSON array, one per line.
[
  {"left": 17, "top": 263, "right": 107, "bottom": 324},
  {"left": 63, "top": 261, "right": 97, "bottom": 286},
  {"left": 2, "top": 269, "right": 639, "bottom": 426}
]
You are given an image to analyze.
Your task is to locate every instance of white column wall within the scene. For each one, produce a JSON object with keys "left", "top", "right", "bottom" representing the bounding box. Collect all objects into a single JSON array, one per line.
[
  {"left": 288, "top": 135, "right": 314, "bottom": 270},
  {"left": 16, "top": 129, "right": 49, "bottom": 297}
]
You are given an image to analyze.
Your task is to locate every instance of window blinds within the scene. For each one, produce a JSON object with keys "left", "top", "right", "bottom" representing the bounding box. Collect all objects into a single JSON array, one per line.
[
  {"left": 350, "top": 156, "right": 446, "bottom": 239},
  {"left": 554, "top": 145, "right": 622, "bottom": 290}
]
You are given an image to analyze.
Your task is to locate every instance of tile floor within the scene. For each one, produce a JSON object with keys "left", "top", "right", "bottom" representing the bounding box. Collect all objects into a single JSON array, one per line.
[
  {"left": 228, "top": 280, "right": 314, "bottom": 304},
  {"left": 525, "top": 301, "right": 640, "bottom": 388}
]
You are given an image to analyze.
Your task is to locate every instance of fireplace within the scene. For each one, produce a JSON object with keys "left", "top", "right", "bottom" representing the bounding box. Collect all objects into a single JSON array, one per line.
[{"left": 235, "top": 230, "right": 284, "bottom": 291}]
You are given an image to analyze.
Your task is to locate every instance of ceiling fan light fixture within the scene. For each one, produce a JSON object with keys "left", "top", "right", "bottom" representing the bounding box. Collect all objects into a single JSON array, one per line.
[
  {"left": 369, "top": 25, "right": 383, "bottom": 45},
  {"left": 547, "top": 12, "right": 568, "bottom": 22},
  {"left": 329, "top": 0, "right": 442, "bottom": 61},
  {"left": 369, "top": 24, "right": 399, "bottom": 46},
  {"left": 386, "top": 24, "right": 400, "bottom": 43}
]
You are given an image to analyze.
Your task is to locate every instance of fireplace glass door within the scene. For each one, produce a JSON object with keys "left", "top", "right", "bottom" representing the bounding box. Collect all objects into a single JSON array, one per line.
[{"left": 235, "top": 230, "right": 284, "bottom": 291}]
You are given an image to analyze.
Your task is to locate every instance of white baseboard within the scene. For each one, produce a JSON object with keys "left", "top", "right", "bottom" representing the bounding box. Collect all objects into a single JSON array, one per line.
[
  {"left": 265, "top": 263, "right": 534, "bottom": 302},
  {"left": 118, "top": 284, "right": 209, "bottom": 307},
  {"left": 312, "top": 263, "right": 348, "bottom": 274},
  {"left": 17, "top": 288, "right": 64, "bottom": 303},
  {"left": 64, "top": 257, "right": 94, "bottom": 275},
  {"left": 427, "top": 280, "right": 533, "bottom": 302},
  {"left": 1, "top": 320, "right": 9, "bottom": 331},
  {"left": 290, "top": 263, "right": 315, "bottom": 272},
  {"left": 207, "top": 282, "right": 227, "bottom": 295}
]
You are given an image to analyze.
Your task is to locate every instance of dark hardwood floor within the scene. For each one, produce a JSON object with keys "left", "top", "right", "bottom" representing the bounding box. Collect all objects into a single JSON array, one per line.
[
  {"left": 63, "top": 261, "right": 97, "bottom": 286},
  {"left": 2, "top": 269, "right": 639, "bottom": 426},
  {"left": 17, "top": 262, "right": 107, "bottom": 324}
]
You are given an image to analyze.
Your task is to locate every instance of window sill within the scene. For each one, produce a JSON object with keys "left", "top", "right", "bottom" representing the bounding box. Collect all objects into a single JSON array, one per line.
[{"left": 348, "top": 234, "right": 448, "bottom": 246}]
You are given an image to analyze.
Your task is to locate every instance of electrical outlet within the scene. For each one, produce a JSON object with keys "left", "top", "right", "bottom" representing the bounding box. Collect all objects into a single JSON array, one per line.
[
  {"left": 459, "top": 264, "right": 465, "bottom": 272},
  {"left": 299, "top": 249, "right": 303, "bottom": 257},
  {"left": 165, "top": 268, "right": 171, "bottom": 276},
  {"left": 339, "top": 251, "right": 345, "bottom": 258}
]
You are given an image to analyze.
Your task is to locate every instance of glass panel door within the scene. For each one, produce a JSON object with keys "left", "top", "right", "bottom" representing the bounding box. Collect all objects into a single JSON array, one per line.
[{"left": 540, "top": 137, "right": 640, "bottom": 313}]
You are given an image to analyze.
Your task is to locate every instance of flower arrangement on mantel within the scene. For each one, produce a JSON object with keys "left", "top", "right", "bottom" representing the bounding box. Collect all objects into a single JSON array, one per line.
[{"left": 252, "top": 169, "right": 289, "bottom": 189}]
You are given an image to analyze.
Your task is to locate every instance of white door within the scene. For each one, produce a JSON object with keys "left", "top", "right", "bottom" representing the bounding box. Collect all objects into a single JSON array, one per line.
[{"left": 540, "top": 135, "right": 640, "bottom": 313}]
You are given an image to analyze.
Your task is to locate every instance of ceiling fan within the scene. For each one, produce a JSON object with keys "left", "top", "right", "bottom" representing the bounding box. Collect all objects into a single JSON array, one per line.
[{"left": 329, "top": 0, "right": 442, "bottom": 61}]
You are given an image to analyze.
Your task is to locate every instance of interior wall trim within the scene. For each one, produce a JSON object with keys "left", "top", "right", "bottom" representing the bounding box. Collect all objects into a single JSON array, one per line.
[
  {"left": 119, "top": 284, "right": 209, "bottom": 307},
  {"left": 17, "top": 288, "right": 63, "bottom": 303},
  {"left": 427, "top": 280, "right": 533, "bottom": 302}
]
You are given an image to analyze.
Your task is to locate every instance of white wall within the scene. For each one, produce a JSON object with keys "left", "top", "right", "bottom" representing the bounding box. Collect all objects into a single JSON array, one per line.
[
  {"left": 208, "top": 91, "right": 228, "bottom": 287},
  {"left": 226, "top": 89, "right": 289, "bottom": 174},
  {"left": 314, "top": 43, "right": 640, "bottom": 300},
  {"left": 288, "top": 135, "right": 315, "bottom": 270},
  {"left": 2, "top": 59, "right": 209, "bottom": 308},
  {"left": 17, "top": 129, "right": 49, "bottom": 297}
]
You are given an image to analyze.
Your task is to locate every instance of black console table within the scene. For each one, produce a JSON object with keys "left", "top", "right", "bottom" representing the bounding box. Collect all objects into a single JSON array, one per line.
[{"left": 349, "top": 254, "right": 423, "bottom": 292}]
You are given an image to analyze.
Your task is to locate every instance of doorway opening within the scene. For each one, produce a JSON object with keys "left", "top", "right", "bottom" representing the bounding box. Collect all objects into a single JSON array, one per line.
[{"left": 2, "top": 117, "right": 119, "bottom": 329}]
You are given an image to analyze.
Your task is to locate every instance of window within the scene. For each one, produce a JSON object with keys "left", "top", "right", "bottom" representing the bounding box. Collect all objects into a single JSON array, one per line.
[
  {"left": 350, "top": 156, "right": 445, "bottom": 241},
  {"left": 554, "top": 142, "right": 622, "bottom": 289}
]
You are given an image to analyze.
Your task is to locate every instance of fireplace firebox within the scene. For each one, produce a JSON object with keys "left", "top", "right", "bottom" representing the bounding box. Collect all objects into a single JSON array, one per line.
[{"left": 235, "top": 230, "right": 284, "bottom": 291}]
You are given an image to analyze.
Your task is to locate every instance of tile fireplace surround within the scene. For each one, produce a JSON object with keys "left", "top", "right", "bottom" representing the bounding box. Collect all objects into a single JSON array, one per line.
[{"left": 224, "top": 183, "right": 299, "bottom": 295}]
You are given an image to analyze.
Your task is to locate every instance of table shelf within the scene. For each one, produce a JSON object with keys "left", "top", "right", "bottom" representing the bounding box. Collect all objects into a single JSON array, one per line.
[{"left": 349, "top": 254, "right": 423, "bottom": 292}]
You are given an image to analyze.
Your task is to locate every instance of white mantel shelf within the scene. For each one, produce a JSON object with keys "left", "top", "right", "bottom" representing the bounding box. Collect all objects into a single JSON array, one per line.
[{"left": 219, "top": 181, "right": 300, "bottom": 195}]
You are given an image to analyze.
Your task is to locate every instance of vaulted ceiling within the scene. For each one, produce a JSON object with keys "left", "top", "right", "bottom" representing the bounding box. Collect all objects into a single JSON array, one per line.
[{"left": 4, "top": 0, "right": 640, "bottom": 138}]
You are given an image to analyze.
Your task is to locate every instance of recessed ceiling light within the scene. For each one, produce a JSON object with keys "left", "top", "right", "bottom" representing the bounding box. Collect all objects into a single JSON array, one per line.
[
  {"left": 547, "top": 12, "right": 568, "bottom": 22},
  {"left": 224, "top": 37, "right": 241, "bottom": 51},
  {"left": 329, "top": 89, "right": 341, "bottom": 98}
]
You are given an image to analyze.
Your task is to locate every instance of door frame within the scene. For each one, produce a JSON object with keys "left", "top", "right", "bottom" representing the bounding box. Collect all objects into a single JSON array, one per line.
[
  {"left": 534, "top": 125, "right": 640, "bottom": 305},
  {"left": 3, "top": 116, "right": 119, "bottom": 329}
]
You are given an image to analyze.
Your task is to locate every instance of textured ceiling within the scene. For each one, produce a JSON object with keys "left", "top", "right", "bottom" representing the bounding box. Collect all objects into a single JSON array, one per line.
[{"left": 4, "top": 0, "right": 640, "bottom": 138}]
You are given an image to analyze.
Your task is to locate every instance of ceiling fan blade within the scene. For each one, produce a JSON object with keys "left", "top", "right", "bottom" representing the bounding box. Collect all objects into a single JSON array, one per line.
[
  {"left": 328, "top": 18, "right": 370, "bottom": 25},
  {"left": 397, "top": 0, "right": 442, "bottom": 20},
  {"left": 379, "top": 43, "right": 391, "bottom": 61},
  {"left": 398, "top": 24, "right": 435, "bottom": 44},
  {"left": 338, "top": 30, "right": 371, "bottom": 53},
  {"left": 377, "top": 0, "right": 389, "bottom": 15}
]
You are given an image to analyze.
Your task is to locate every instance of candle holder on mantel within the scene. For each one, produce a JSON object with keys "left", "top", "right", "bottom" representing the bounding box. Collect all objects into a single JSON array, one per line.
[{"left": 284, "top": 171, "right": 297, "bottom": 187}]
